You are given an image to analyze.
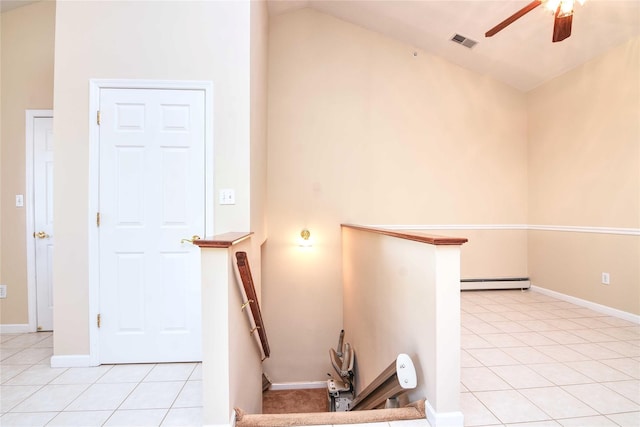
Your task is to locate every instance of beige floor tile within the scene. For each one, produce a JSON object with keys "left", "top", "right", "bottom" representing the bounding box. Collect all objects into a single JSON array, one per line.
[
  {"left": 571, "top": 318, "right": 614, "bottom": 329},
  {"left": 0, "top": 364, "right": 29, "bottom": 384},
  {"left": 565, "top": 360, "right": 633, "bottom": 382},
  {"left": 599, "top": 327, "right": 640, "bottom": 341},
  {"left": 604, "top": 411, "right": 640, "bottom": 426},
  {"left": 490, "top": 365, "right": 554, "bottom": 389},
  {"left": 120, "top": 381, "right": 184, "bottom": 410},
  {"left": 563, "top": 383, "right": 639, "bottom": 414},
  {"left": 97, "top": 364, "right": 155, "bottom": 383},
  {"left": 490, "top": 321, "right": 531, "bottom": 333},
  {"left": 504, "top": 421, "right": 561, "bottom": 427},
  {"left": 47, "top": 410, "right": 113, "bottom": 426},
  {"left": 600, "top": 317, "right": 636, "bottom": 327},
  {"left": 388, "top": 420, "right": 431, "bottom": 427},
  {"left": 173, "top": 380, "right": 202, "bottom": 408},
  {"left": 603, "top": 341, "right": 640, "bottom": 358},
  {"left": 461, "top": 350, "right": 483, "bottom": 368},
  {"left": 50, "top": 365, "right": 114, "bottom": 384},
  {"left": 519, "top": 386, "right": 598, "bottom": 418},
  {"left": 601, "top": 380, "right": 640, "bottom": 404},
  {"left": 65, "top": 382, "right": 138, "bottom": 411},
  {"left": 519, "top": 320, "right": 558, "bottom": 332},
  {"left": 161, "top": 407, "right": 202, "bottom": 426},
  {"left": 461, "top": 335, "right": 493, "bottom": 350},
  {"left": 479, "top": 333, "right": 527, "bottom": 348},
  {"left": 565, "top": 343, "right": 625, "bottom": 360},
  {"left": 500, "top": 311, "right": 535, "bottom": 321},
  {"left": 501, "top": 347, "right": 557, "bottom": 364},
  {"left": 0, "top": 347, "right": 22, "bottom": 361},
  {"left": 189, "top": 363, "right": 202, "bottom": 381},
  {"left": 544, "top": 319, "right": 584, "bottom": 331},
  {"left": 4, "top": 365, "right": 67, "bottom": 385},
  {"left": 474, "top": 390, "right": 551, "bottom": 424},
  {"left": 570, "top": 329, "right": 619, "bottom": 343},
  {"left": 509, "top": 332, "right": 556, "bottom": 346},
  {"left": 539, "top": 331, "right": 587, "bottom": 345},
  {"left": 529, "top": 363, "right": 593, "bottom": 386},
  {"left": 144, "top": 363, "right": 197, "bottom": 382},
  {"left": 0, "top": 385, "right": 41, "bottom": 412},
  {"left": 0, "top": 334, "right": 51, "bottom": 349},
  {"left": 461, "top": 367, "right": 511, "bottom": 392},
  {"left": 466, "top": 349, "right": 519, "bottom": 367},
  {"left": 465, "top": 322, "right": 502, "bottom": 335},
  {"left": 473, "top": 312, "right": 510, "bottom": 322},
  {"left": 459, "top": 392, "right": 500, "bottom": 426},
  {"left": 558, "top": 415, "right": 618, "bottom": 426},
  {"left": 0, "top": 411, "right": 57, "bottom": 426},
  {"left": 11, "top": 384, "right": 88, "bottom": 412},
  {"left": 600, "top": 358, "right": 640, "bottom": 379},
  {"left": 536, "top": 345, "right": 591, "bottom": 362},
  {"left": 30, "top": 336, "right": 53, "bottom": 348},
  {"left": 103, "top": 409, "right": 168, "bottom": 427},
  {"left": 1, "top": 347, "right": 53, "bottom": 365}
]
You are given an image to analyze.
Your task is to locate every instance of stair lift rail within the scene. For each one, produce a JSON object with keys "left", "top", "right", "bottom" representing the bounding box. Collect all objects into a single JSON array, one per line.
[{"left": 349, "top": 354, "right": 417, "bottom": 411}]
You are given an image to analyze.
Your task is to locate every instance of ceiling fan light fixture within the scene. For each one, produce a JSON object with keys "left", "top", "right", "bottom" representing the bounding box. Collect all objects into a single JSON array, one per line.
[{"left": 544, "top": 0, "right": 584, "bottom": 16}]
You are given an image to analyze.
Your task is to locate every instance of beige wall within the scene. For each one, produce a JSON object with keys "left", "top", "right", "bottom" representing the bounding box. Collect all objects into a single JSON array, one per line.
[
  {"left": 343, "top": 227, "right": 463, "bottom": 416},
  {"left": 52, "top": 0, "right": 252, "bottom": 355},
  {"left": 250, "top": 0, "right": 269, "bottom": 298},
  {"left": 527, "top": 37, "right": 640, "bottom": 314},
  {"left": 0, "top": 1, "right": 55, "bottom": 325},
  {"left": 263, "top": 8, "right": 528, "bottom": 382}
]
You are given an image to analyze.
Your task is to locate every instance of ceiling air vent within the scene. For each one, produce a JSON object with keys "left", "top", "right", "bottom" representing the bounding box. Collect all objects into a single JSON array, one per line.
[{"left": 451, "top": 33, "right": 478, "bottom": 49}]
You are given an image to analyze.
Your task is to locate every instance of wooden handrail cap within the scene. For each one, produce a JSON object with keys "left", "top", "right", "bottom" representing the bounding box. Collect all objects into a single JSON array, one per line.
[
  {"left": 193, "top": 232, "right": 253, "bottom": 248},
  {"left": 341, "top": 224, "right": 468, "bottom": 246}
]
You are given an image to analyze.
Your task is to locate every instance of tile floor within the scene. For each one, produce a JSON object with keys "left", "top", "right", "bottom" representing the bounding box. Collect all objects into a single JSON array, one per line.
[
  {"left": 460, "top": 289, "right": 640, "bottom": 427},
  {"left": 0, "top": 289, "right": 638, "bottom": 426},
  {"left": 0, "top": 333, "right": 202, "bottom": 426}
]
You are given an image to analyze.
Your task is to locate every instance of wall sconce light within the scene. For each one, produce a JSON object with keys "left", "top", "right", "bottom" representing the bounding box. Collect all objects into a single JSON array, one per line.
[{"left": 299, "top": 229, "right": 312, "bottom": 247}]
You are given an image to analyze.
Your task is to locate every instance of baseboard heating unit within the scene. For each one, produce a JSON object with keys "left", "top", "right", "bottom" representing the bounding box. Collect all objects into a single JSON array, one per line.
[{"left": 461, "top": 278, "right": 530, "bottom": 291}]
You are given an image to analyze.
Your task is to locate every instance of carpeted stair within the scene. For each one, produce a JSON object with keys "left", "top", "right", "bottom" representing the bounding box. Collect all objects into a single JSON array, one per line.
[{"left": 235, "top": 400, "right": 426, "bottom": 426}]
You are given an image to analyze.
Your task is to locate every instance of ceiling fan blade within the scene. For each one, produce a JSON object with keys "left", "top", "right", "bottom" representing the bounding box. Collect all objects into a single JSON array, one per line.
[
  {"left": 552, "top": 7, "right": 573, "bottom": 42},
  {"left": 485, "top": 0, "right": 542, "bottom": 37}
]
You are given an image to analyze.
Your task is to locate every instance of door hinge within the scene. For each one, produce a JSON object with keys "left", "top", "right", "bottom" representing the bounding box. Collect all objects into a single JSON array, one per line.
[
  {"left": 97, "top": 212, "right": 101, "bottom": 227},
  {"left": 97, "top": 110, "right": 101, "bottom": 125},
  {"left": 97, "top": 313, "right": 101, "bottom": 328}
]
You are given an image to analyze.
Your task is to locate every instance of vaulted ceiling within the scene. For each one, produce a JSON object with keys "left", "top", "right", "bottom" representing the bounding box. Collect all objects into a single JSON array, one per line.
[{"left": 267, "top": 0, "right": 640, "bottom": 91}]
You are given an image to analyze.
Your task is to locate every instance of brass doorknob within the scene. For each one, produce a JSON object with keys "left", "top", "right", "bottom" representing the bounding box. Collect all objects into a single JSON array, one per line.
[
  {"left": 34, "top": 231, "right": 50, "bottom": 239},
  {"left": 180, "top": 235, "right": 201, "bottom": 244}
]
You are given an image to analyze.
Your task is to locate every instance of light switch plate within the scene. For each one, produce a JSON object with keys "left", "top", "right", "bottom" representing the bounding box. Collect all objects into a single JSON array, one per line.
[
  {"left": 0, "top": 285, "right": 7, "bottom": 299},
  {"left": 219, "top": 189, "right": 235, "bottom": 205},
  {"left": 15, "top": 195, "right": 24, "bottom": 207}
]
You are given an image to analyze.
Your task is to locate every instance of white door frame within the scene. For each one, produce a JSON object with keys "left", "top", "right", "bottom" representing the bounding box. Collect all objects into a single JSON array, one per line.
[
  {"left": 26, "top": 109, "right": 54, "bottom": 333},
  {"left": 88, "top": 79, "right": 214, "bottom": 366}
]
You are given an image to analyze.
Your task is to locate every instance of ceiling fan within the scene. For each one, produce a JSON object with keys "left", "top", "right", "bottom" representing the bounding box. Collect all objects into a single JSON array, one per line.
[{"left": 486, "top": 0, "right": 585, "bottom": 43}]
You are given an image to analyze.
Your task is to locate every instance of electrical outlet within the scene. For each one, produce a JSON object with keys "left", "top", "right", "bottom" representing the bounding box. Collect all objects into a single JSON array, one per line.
[
  {"left": 0, "top": 284, "right": 7, "bottom": 299},
  {"left": 601, "top": 272, "right": 610, "bottom": 285}
]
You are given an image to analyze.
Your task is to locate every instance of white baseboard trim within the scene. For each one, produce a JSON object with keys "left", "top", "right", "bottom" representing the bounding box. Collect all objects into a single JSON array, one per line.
[
  {"left": 425, "top": 400, "right": 464, "bottom": 427},
  {"left": 0, "top": 324, "right": 32, "bottom": 334},
  {"left": 50, "top": 354, "right": 93, "bottom": 368},
  {"left": 531, "top": 285, "right": 640, "bottom": 324},
  {"left": 269, "top": 381, "right": 327, "bottom": 391}
]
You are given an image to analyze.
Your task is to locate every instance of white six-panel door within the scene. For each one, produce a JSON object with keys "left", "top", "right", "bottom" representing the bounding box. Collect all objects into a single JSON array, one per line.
[
  {"left": 33, "top": 116, "right": 55, "bottom": 332},
  {"left": 98, "top": 88, "right": 205, "bottom": 363}
]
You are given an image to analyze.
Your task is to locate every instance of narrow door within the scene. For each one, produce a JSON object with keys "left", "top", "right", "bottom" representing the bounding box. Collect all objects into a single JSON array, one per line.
[
  {"left": 98, "top": 88, "right": 205, "bottom": 363},
  {"left": 33, "top": 116, "right": 54, "bottom": 331}
]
